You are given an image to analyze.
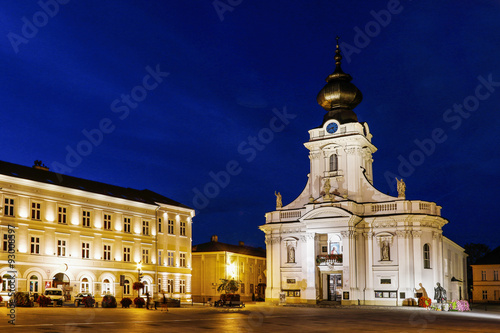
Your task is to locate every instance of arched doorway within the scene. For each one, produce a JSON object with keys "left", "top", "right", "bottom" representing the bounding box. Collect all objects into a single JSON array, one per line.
[{"left": 53, "top": 273, "right": 71, "bottom": 300}]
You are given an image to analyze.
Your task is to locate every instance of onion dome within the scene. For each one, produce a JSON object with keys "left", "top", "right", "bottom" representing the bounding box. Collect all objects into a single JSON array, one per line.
[{"left": 317, "top": 37, "right": 363, "bottom": 124}]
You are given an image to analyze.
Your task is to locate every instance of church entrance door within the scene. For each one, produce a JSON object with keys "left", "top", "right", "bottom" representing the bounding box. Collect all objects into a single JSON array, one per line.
[{"left": 328, "top": 274, "right": 342, "bottom": 301}]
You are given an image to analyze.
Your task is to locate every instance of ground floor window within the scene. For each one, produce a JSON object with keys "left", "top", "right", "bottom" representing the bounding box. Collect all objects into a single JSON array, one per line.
[
  {"left": 482, "top": 290, "right": 488, "bottom": 300},
  {"left": 29, "top": 275, "right": 39, "bottom": 293},
  {"left": 167, "top": 279, "right": 174, "bottom": 293},
  {"left": 284, "top": 290, "right": 300, "bottom": 297},
  {"left": 179, "top": 280, "right": 186, "bottom": 294},
  {"left": 103, "top": 279, "right": 112, "bottom": 294},
  {"left": 124, "top": 280, "right": 130, "bottom": 295},
  {"left": 81, "top": 278, "right": 90, "bottom": 293},
  {"left": 1, "top": 274, "right": 13, "bottom": 291},
  {"left": 375, "top": 291, "right": 397, "bottom": 298}
]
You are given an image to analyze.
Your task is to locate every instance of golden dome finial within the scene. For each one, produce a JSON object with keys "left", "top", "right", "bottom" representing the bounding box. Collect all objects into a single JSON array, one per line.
[{"left": 316, "top": 35, "right": 363, "bottom": 124}]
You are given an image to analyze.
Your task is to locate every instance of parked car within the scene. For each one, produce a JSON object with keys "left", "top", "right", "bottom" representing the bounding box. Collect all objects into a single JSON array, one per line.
[
  {"left": 44, "top": 288, "right": 64, "bottom": 306},
  {"left": 74, "top": 293, "right": 94, "bottom": 307}
]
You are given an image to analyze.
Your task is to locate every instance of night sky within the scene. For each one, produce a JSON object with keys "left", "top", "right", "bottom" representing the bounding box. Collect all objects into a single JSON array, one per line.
[{"left": 1, "top": 1, "right": 499, "bottom": 249}]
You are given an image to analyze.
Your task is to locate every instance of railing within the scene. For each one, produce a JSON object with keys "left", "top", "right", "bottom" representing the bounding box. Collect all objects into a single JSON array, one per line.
[
  {"left": 371, "top": 203, "right": 397, "bottom": 212},
  {"left": 280, "top": 210, "right": 302, "bottom": 219},
  {"left": 316, "top": 254, "right": 343, "bottom": 265}
]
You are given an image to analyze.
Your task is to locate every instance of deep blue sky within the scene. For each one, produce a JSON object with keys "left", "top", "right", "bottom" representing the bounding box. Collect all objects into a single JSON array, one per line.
[{"left": 1, "top": 0, "right": 499, "bottom": 249}]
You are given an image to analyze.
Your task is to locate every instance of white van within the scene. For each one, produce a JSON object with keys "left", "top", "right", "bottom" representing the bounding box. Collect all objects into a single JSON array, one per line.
[{"left": 44, "top": 288, "right": 64, "bottom": 306}]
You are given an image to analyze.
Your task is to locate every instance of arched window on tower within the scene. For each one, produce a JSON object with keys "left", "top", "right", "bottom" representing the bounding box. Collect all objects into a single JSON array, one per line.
[
  {"left": 423, "top": 244, "right": 431, "bottom": 269},
  {"left": 329, "top": 154, "right": 338, "bottom": 171}
]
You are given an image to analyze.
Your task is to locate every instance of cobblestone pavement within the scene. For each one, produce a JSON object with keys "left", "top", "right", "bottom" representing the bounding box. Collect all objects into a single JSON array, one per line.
[{"left": 1, "top": 303, "right": 499, "bottom": 332}]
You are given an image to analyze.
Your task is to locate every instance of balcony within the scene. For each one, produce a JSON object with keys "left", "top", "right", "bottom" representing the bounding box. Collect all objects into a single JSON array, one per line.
[{"left": 316, "top": 254, "right": 343, "bottom": 265}]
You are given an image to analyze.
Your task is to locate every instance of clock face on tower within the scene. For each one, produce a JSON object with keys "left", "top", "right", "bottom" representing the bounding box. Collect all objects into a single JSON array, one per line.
[{"left": 326, "top": 122, "right": 338, "bottom": 134}]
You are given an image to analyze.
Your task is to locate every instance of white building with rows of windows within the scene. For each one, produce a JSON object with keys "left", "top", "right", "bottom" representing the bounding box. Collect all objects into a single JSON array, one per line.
[
  {"left": 260, "top": 43, "right": 467, "bottom": 305},
  {"left": 0, "top": 160, "right": 194, "bottom": 302}
]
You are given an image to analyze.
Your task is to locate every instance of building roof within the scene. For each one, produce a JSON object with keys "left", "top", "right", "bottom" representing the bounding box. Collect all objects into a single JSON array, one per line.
[
  {"left": 475, "top": 246, "right": 500, "bottom": 265},
  {"left": 193, "top": 240, "right": 266, "bottom": 258},
  {"left": 0, "top": 160, "right": 191, "bottom": 209}
]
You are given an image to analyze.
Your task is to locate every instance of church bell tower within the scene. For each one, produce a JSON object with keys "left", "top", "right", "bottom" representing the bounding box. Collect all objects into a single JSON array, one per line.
[{"left": 305, "top": 38, "right": 377, "bottom": 203}]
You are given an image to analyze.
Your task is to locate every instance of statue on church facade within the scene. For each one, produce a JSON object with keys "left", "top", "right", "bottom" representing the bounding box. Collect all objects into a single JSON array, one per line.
[
  {"left": 323, "top": 178, "right": 331, "bottom": 199},
  {"left": 287, "top": 245, "right": 295, "bottom": 263},
  {"left": 434, "top": 282, "right": 447, "bottom": 303},
  {"left": 396, "top": 178, "right": 406, "bottom": 198},
  {"left": 275, "top": 191, "right": 282, "bottom": 209},
  {"left": 381, "top": 241, "right": 390, "bottom": 261}
]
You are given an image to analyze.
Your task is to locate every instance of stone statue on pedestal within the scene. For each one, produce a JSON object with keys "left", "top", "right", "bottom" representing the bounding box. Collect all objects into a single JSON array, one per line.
[
  {"left": 396, "top": 177, "right": 406, "bottom": 198},
  {"left": 275, "top": 191, "right": 282, "bottom": 209},
  {"left": 434, "top": 282, "right": 447, "bottom": 303}
]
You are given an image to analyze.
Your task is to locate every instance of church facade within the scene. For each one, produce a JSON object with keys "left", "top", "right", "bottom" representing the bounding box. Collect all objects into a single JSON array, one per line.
[{"left": 260, "top": 43, "right": 467, "bottom": 305}]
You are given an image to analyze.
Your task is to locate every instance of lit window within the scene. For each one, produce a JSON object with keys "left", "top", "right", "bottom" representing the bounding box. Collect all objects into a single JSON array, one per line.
[
  {"left": 82, "top": 242, "right": 90, "bottom": 259},
  {"left": 158, "top": 250, "right": 163, "bottom": 266},
  {"left": 104, "top": 214, "right": 112, "bottom": 230},
  {"left": 30, "top": 236, "right": 40, "bottom": 254},
  {"left": 123, "top": 217, "right": 131, "bottom": 233},
  {"left": 329, "top": 154, "right": 338, "bottom": 171},
  {"left": 143, "top": 221, "right": 149, "bottom": 235},
  {"left": 168, "top": 219, "right": 174, "bottom": 234},
  {"left": 103, "top": 245, "right": 111, "bottom": 260},
  {"left": 494, "top": 271, "right": 499, "bottom": 281},
  {"left": 2, "top": 234, "right": 8, "bottom": 251},
  {"left": 123, "top": 247, "right": 131, "bottom": 262},
  {"left": 482, "top": 290, "right": 488, "bottom": 300},
  {"left": 167, "top": 251, "right": 174, "bottom": 266},
  {"left": 58, "top": 206, "right": 67, "bottom": 224},
  {"left": 423, "top": 244, "right": 431, "bottom": 269},
  {"left": 482, "top": 271, "right": 487, "bottom": 281},
  {"left": 124, "top": 280, "right": 130, "bottom": 295},
  {"left": 167, "top": 279, "right": 174, "bottom": 293},
  {"left": 158, "top": 218, "right": 162, "bottom": 233},
  {"left": 29, "top": 275, "right": 39, "bottom": 293},
  {"left": 57, "top": 240, "right": 66, "bottom": 256},
  {"left": 179, "top": 279, "right": 186, "bottom": 294},
  {"left": 4, "top": 198, "right": 15, "bottom": 216},
  {"left": 103, "top": 279, "right": 112, "bottom": 294},
  {"left": 142, "top": 249, "right": 149, "bottom": 264},
  {"left": 180, "top": 253, "right": 186, "bottom": 267},
  {"left": 81, "top": 278, "right": 90, "bottom": 293},
  {"left": 31, "top": 202, "right": 41, "bottom": 220},
  {"left": 82, "top": 210, "right": 91, "bottom": 228},
  {"left": 180, "top": 221, "right": 186, "bottom": 236}
]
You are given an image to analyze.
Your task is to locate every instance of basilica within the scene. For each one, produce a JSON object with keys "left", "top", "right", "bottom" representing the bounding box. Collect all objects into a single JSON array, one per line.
[{"left": 260, "top": 42, "right": 467, "bottom": 305}]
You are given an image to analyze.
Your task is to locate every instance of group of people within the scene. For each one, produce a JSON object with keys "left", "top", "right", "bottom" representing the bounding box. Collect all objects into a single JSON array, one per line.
[{"left": 144, "top": 292, "right": 169, "bottom": 311}]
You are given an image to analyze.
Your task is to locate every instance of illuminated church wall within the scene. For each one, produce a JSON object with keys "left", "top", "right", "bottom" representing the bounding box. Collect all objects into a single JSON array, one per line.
[{"left": 260, "top": 41, "right": 467, "bottom": 306}]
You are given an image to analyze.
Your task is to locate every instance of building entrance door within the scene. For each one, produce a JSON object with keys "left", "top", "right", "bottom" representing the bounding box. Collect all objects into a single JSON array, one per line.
[{"left": 328, "top": 274, "right": 342, "bottom": 301}]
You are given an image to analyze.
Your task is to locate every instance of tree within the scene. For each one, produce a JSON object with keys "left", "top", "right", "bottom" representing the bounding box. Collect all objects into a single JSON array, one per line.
[
  {"left": 464, "top": 243, "right": 491, "bottom": 296},
  {"left": 464, "top": 243, "right": 491, "bottom": 265},
  {"left": 217, "top": 279, "right": 240, "bottom": 294}
]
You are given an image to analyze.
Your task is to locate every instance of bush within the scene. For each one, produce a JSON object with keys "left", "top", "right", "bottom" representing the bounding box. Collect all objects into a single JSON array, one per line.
[
  {"left": 418, "top": 297, "right": 432, "bottom": 308},
  {"left": 120, "top": 297, "right": 133, "bottom": 308},
  {"left": 449, "top": 299, "right": 470, "bottom": 312},
  {"left": 82, "top": 296, "right": 95, "bottom": 307},
  {"left": 13, "top": 292, "right": 33, "bottom": 307},
  {"left": 134, "top": 297, "right": 145, "bottom": 308},
  {"left": 132, "top": 282, "right": 144, "bottom": 291},
  {"left": 102, "top": 295, "right": 117, "bottom": 308},
  {"left": 37, "top": 295, "right": 51, "bottom": 307}
]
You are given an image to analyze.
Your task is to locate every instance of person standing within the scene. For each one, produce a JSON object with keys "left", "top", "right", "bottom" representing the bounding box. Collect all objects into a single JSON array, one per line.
[{"left": 146, "top": 292, "right": 150, "bottom": 310}]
